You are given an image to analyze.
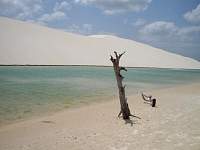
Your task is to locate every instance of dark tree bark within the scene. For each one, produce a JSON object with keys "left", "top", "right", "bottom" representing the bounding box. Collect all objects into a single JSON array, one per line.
[{"left": 110, "top": 51, "right": 131, "bottom": 120}]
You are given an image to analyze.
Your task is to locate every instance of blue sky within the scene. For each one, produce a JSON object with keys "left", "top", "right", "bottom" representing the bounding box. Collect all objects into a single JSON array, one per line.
[{"left": 0, "top": 0, "right": 200, "bottom": 60}]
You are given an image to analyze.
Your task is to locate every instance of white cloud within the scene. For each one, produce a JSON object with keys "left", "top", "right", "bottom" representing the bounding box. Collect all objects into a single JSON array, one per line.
[
  {"left": 53, "top": 1, "right": 71, "bottom": 12},
  {"left": 177, "top": 26, "right": 200, "bottom": 41},
  {"left": 133, "top": 18, "right": 146, "bottom": 27},
  {"left": 75, "top": 0, "right": 152, "bottom": 14},
  {"left": 138, "top": 21, "right": 200, "bottom": 60},
  {"left": 139, "top": 21, "right": 200, "bottom": 43},
  {"left": 36, "top": 1, "right": 71, "bottom": 25},
  {"left": 66, "top": 23, "right": 93, "bottom": 35},
  {"left": 16, "top": 4, "right": 43, "bottom": 20},
  {"left": 0, "top": 0, "right": 43, "bottom": 20},
  {"left": 184, "top": 4, "right": 200, "bottom": 24},
  {"left": 0, "top": 0, "right": 70, "bottom": 24},
  {"left": 139, "top": 21, "right": 177, "bottom": 37},
  {"left": 83, "top": 24, "right": 93, "bottom": 32},
  {"left": 38, "top": 11, "right": 66, "bottom": 23}
]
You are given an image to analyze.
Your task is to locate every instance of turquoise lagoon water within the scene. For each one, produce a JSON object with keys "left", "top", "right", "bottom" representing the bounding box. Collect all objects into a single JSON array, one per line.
[{"left": 0, "top": 66, "right": 200, "bottom": 125}]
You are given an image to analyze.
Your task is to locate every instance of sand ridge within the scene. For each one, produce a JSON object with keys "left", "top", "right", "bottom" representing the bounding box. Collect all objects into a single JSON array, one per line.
[{"left": 0, "top": 17, "right": 200, "bottom": 69}]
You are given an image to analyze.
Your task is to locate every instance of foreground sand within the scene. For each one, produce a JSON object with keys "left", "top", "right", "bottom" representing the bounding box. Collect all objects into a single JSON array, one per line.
[{"left": 0, "top": 83, "right": 200, "bottom": 150}]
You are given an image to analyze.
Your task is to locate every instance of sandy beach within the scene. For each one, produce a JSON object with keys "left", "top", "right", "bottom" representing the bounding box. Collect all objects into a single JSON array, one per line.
[{"left": 0, "top": 83, "right": 199, "bottom": 150}]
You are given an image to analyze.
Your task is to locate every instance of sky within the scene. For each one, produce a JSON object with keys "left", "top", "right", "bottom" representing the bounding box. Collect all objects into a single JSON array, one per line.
[{"left": 0, "top": 0, "right": 200, "bottom": 61}]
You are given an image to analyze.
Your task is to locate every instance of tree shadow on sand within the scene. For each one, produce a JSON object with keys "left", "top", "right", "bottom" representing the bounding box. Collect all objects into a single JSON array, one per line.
[
  {"left": 125, "top": 119, "right": 135, "bottom": 126},
  {"left": 119, "top": 115, "right": 141, "bottom": 126},
  {"left": 41, "top": 120, "right": 55, "bottom": 124}
]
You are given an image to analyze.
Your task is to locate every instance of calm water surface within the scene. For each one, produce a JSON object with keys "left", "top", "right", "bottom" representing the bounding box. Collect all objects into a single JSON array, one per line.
[{"left": 0, "top": 66, "right": 200, "bottom": 125}]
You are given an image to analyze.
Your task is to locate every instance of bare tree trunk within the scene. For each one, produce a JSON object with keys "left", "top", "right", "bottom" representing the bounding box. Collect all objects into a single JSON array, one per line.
[{"left": 110, "top": 51, "right": 131, "bottom": 120}]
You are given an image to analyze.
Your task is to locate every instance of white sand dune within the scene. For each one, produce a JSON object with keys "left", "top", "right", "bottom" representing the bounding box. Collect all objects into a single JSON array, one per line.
[{"left": 0, "top": 17, "right": 200, "bottom": 69}]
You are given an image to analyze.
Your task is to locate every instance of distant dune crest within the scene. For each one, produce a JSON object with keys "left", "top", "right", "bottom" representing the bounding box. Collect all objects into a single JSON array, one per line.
[{"left": 0, "top": 17, "right": 200, "bottom": 69}]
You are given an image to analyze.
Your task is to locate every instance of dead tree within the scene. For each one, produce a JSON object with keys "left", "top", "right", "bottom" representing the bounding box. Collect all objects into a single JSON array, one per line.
[{"left": 110, "top": 51, "right": 132, "bottom": 120}]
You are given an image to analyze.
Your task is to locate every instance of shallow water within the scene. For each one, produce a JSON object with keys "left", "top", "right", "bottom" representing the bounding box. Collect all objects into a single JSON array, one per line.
[{"left": 0, "top": 66, "right": 200, "bottom": 125}]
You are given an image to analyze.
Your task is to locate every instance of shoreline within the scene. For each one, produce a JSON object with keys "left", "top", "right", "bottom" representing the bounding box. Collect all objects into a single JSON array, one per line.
[
  {"left": 0, "top": 83, "right": 199, "bottom": 131},
  {"left": 0, "top": 82, "right": 197, "bottom": 129},
  {"left": 0, "top": 94, "right": 116, "bottom": 128},
  {"left": 0, "top": 65, "right": 200, "bottom": 70},
  {"left": 0, "top": 83, "right": 200, "bottom": 150}
]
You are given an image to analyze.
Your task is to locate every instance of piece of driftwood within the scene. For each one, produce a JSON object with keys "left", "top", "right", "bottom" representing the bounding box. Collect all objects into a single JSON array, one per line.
[
  {"left": 141, "top": 92, "right": 156, "bottom": 107},
  {"left": 152, "top": 99, "right": 156, "bottom": 107}
]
